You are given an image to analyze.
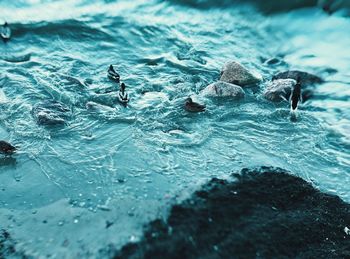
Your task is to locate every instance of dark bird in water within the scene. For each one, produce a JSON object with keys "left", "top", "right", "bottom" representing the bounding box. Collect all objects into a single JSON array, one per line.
[
  {"left": 0, "top": 141, "right": 16, "bottom": 154},
  {"left": 1, "top": 22, "right": 11, "bottom": 42},
  {"left": 290, "top": 78, "right": 302, "bottom": 112},
  {"left": 108, "top": 65, "right": 120, "bottom": 83},
  {"left": 118, "top": 83, "right": 129, "bottom": 104},
  {"left": 185, "top": 97, "right": 206, "bottom": 113}
]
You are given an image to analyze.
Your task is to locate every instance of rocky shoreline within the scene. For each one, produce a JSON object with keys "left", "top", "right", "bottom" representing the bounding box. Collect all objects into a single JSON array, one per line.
[
  {"left": 2, "top": 167, "right": 350, "bottom": 258},
  {"left": 113, "top": 167, "right": 350, "bottom": 259}
]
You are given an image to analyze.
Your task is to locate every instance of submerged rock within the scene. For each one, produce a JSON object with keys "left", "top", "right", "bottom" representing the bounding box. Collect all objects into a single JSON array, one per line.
[
  {"left": 86, "top": 101, "right": 118, "bottom": 115},
  {"left": 32, "top": 100, "right": 71, "bottom": 126},
  {"left": 201, "top": 81, "right": 245, "bottom": 99},
  {"left": 264, "top": 57, "right": 284, "bottom": 66},
  {"left": 220, "top": 61, "right": 262, "bottom": 86},
  {"left": 272, "top": 70, "right": 324, "bottom": 85},
  {"left": 2, "top": 53, "right": 31, "bottom": 63},
  {"left": 115, "top": 167, "right": 350, "bottom": 258},
  {"left": 263, "top": 79, "right": 296, "bottom": 102},
  {"left": 90, "top": 92, "right": 118, "bottom": 107},
  {"left": 0, "top": 156, "right": 16, "bottom": 167},
  {"left": 0, "top": 141, "right": 16, "bottom": 154}
]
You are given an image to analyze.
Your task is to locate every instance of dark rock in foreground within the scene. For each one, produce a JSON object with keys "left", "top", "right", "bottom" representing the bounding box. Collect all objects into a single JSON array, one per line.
[
  {"left": 32, "top": 100, "right": 71, "bottom": 126},
  {"left": 115, "top": 167, "right": 350, "bottom": 259}
]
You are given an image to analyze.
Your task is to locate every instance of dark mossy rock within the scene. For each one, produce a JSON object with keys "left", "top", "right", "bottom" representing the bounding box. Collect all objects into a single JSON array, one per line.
[
  {"left": 272, "top": 70, "right": 324, "bottom": 85},
  {"left": 0, "top": 141, "right": 16, "bottom": 154},
  {"left": 32, "top": 100, "right": 71, "bottom": 126},
  {"left": 114, "top": 167, "right": 350, "bottom": 259}
]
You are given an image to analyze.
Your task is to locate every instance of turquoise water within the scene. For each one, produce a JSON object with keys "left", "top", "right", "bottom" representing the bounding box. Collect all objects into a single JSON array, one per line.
[{"left": 0, "top": 0, "right": 349, "bottom": 257}]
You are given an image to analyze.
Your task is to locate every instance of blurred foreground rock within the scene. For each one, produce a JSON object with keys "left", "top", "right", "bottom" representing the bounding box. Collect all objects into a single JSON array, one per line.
[{"left": 114, "top": 167, "right": 350, "bottom": 259}]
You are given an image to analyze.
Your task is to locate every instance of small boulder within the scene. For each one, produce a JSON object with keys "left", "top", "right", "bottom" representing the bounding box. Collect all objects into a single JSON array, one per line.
[
  {"left": 272, "top": 70, "right": 323, "bottom": 85},
  {"left": 220, "top": 61, "right": 262, "bottom": 86},
  {"left": 32, "top": 100, "right": 71, "bottom": 126},
  {"left": 264, "top": 79, "right": 296, "bottom": 102},
  {"left": 201, "top": 81, "right": 245, "bottom": 99},
  {"left": 265, "top": 57, "right": 282, "bottom": 65},
  {"left": 0, "top": 141, "right": 16, "bottom": 154}
]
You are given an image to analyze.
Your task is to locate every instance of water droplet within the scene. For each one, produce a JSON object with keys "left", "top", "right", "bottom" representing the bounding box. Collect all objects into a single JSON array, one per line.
[
  {"left": 58, "top": 221, "right": 64, "bottom": 226},
  {"left": 129, "top": 235, "right": 138, "bottom": 242}
]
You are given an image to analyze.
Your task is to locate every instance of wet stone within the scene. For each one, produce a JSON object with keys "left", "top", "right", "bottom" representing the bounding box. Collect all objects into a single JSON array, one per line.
[
  {"left": 201, "top": 81, "right": 245, "bottom": 99},
  {"left": 220, "top": 60, "right": 262, "bottom": 86},
  {"left": 272, "top": 70, "right": 324, "bottom": 85},
  {"left": 32, "top": 100, "right": 72, "bottom": 126},
  {"left": 263, "top": 79, "right": 296, "bottom": 102}
]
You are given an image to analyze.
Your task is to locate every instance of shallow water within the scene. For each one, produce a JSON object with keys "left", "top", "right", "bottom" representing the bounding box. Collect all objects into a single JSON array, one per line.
[{"left": 0, "top": 0, "right": 349, "bottom": 257}]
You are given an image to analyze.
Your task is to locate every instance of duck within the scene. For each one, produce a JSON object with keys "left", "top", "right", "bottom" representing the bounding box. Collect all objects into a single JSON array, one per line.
[
  {"left": 185, "top": 97, "right": 206, "bottom": 113},
  {"left": 107, "top": 65, "right": 120, "bottom": 83},
  {"left": 1, "top": 22, "right": 11, "bottom": 41},
  {"left": 0, "top": 140, "right": 16, "bottom": 154},
  {"left": 290, "top": 77, "right": 302, "bottom": 112},
  {"left": 118, "top": 83, "right": 129, "bottom": 104}
]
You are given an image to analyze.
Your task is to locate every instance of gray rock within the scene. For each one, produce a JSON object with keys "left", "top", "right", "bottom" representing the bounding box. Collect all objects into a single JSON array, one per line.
[
  {"left": 272, "top": 70, "right": 323, "bottom": 85},
  {"left": 32, "top": 100, "right": 71, "bottom": 126},
  {"left": 220, "top": 61, "right": 262, "bottom": 86},
  {"left": 201, "top": 81, "right": 245, "bottom": 99},
  {"left": 264, "top": 79, "right": 296, "bottom": 102}
]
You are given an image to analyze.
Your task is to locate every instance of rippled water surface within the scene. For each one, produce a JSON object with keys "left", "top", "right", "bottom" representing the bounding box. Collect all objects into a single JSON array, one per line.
[{"left": 0, "top": 0, "right": 349, "bottom": 257}]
